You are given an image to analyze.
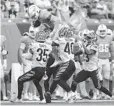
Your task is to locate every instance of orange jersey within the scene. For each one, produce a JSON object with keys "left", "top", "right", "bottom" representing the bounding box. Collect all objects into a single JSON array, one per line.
[{"left": 97, "top": 35, "right": 113, "bottom": 59}]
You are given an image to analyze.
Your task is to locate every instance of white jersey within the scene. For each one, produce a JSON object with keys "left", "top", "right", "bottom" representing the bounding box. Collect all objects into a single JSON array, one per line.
[
  {"left": 82, "top": 44, "right": 98, "bottom": 72},
  {"left": 31, "top": 40, "right": 52, "bottom": 68},
  {"left": 65, "top": 37, "right": 75, "bottom": 60},
  {"left": 55, "top": 37, "right": 71, "bottom": 62}
]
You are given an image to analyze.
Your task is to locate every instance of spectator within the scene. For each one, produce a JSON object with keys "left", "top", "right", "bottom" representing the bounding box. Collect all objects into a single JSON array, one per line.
[
  {"left": 53, "top": 0, "right": 70, "bottom": 22},
  {"left": 8, "top": 3, "right": 17, "bottom": 19},
  {"left": 5, "top": 0, "right": 11, "bottom": 11},
  {"left": 34, "top": 0, "right": 52, "bottom": 9},
  {"left": 88, "top": 0, "right": 109, "bottom": 19},
  {"left": 1, "top": 2, "right": 6, "bottom": 18},
  {"left": 106, "top": 0, "right": 114, "bottom": 20},
  {"left": 14, "top": 1, "right": 20, "bottom": 12}
]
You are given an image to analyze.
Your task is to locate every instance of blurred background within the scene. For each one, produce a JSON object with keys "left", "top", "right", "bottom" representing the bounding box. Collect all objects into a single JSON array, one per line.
[{"left": 1, "top": 0, "right": 114, "bottom": 21}]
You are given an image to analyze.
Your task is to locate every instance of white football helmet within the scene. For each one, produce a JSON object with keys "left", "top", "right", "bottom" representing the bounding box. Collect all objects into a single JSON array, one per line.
[
  {"left": 82, "top": 29, "right": 90, "bottom": 39},
  {"left": 83, "top": 29, "right": 96, "bottom": 43},
  {"left": 28, "top": 5, "right": 40, "bottom": 20},
  {"left": 97, "top": 24, "right": 107, "bottom": 37}
]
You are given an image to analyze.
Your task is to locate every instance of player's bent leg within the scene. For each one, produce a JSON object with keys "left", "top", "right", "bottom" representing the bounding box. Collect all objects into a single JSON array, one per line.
[
  {"left": 33, "top": 67, "right": 45, "bottom": 102},
  {"left": 71, "top": 70, "right": 89, "bottom": 92},
  {"left": 103, "top": 62, "right": 110, "bottom": 90},
  {"left": 17, "top": 69, "right": 36, "bottom": 100},
  {"left": 102, "top": 61, "right": 111, "bottom": 99},
  {"left": 90, "top": 70, "right": 112, "bottom": 98},
  {"left": 33, "top": 79, "right": 44, "bottom": 101}
]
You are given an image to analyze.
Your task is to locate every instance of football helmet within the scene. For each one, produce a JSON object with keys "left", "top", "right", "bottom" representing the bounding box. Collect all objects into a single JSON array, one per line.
[
  {"left": 83, "top": 29, "right": 96, "bottom": 43},
  {"left": 97, "top": 24, "right": 107, "bottom": 37},
  {"left": 82, "top": 29, "right": 90, "bottom": 41},
  {"left": 28, "top": 5, "right": 40, "bottom": 20}
]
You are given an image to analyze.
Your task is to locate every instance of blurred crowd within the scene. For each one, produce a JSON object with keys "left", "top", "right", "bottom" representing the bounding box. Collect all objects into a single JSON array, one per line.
[{"left": 1, "top": 0, "right": 114, "bottom": 20}]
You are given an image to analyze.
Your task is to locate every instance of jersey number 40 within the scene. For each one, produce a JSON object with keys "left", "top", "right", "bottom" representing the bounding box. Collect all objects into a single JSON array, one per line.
[{"left": 64, "top": 42, "right": 74, "bottom": 54}]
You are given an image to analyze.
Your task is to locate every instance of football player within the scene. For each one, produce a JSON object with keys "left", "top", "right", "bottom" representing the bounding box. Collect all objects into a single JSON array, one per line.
[
  {"left": 96, "top": 24, "right": 114, "bottom": 99},
  {"left": 28, "top": 5, "right": 63, "bottom": 39},
  {"left": 18, "top": 26, "right": 40, "bottom": 101},
  {"left": 73, "top": 29, "right": 91, "bottom": 100},
  {"left": 0, "top": 35, "right": 8, "bottom": 101},
  {"left": 14, "top": 27, "right": 52, "bottom": 103},
  {"left": 69, "top": 30, "right": 112, "bottom": 103},
  {"left": 44, "top": 27, "right": 76, "bottom": 103}
]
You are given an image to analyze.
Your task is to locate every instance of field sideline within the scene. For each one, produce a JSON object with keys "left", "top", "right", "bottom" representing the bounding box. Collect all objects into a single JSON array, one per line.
[{"left": 1, "top": 99, "right": 114, "bottom": 106}]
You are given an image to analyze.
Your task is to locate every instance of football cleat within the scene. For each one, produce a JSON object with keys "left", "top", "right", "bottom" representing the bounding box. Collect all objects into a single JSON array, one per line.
[{"left": 44, "top": 92, "right": 51, "bottom": 103}]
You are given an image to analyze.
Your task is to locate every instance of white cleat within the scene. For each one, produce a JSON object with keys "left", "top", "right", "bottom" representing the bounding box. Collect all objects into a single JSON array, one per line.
[
  {"left": 112, "top": 95, "right": 114, "bottom": 100},
  {"left": 10, "top": 98, "right": 22, "bottom": 103},
  {"left": 75, "top": 92, "right": 82, "bottom": 100},
  {"left": 63, "top": 92, "right": 68, "bottom": 100},
  {"left": 39, "top": 99, "right": 46, "bottom": 104},
  {"left": 28, "top": 93, "right": 33, "bottom": 101},
  {"left": 3, "top": 96, "right": 8, "bottom": 101},
  {"left": 65, "top": 91, "right": 75, "bottom": 102},
  {"left": 32, "top": 95, "right": 40, "bottom": 101},
  {"left": 92, "top": 93, "right": 97, "bottom": 100},
  {"left": 23, "top": 93, "right": 29, "bottom": 100}
]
